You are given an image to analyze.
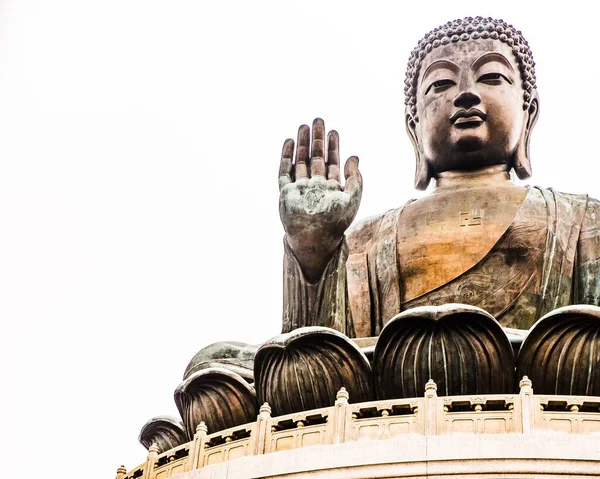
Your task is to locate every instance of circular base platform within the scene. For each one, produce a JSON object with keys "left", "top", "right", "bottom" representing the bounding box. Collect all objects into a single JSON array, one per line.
[{"left": 180, "top": 433, "right": 600, "bottom": 478}]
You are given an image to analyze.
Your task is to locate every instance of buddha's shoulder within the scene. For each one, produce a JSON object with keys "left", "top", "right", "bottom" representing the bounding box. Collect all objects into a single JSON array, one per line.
[
  {"left": 530, "top": 186, "right": 598, "bottom": 209},
  {"left": 346, "top": 205, "right": 410, "bottom": 253},
  {"left": 527, "top": 187, "right": 600, "bottom": 231}
]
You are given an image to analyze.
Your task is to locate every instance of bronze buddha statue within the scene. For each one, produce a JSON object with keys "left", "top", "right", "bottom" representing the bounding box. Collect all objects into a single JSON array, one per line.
[
  {"left": 279, "top": 17, "right": 600, "bottom": 336},
  {"left": 138, "top": 18, "right": 600, "bottom": 452}
]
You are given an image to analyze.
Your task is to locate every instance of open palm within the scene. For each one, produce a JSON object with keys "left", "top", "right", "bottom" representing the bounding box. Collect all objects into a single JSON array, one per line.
[{"left": 279, "top": 118, "right": 362, "bottom": 282}]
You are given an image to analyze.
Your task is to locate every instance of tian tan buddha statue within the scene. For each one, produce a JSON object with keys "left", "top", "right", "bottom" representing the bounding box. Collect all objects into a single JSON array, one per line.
[
  {"left": 279, "top": 18, "right": 600, "bottom": 336},
  {"left": 138, "top": 18, "right": 600, "bottom": 453}
]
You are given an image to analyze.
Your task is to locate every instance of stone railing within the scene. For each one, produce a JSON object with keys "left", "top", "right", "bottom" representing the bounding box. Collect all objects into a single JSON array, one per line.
[{"left": 116, "top": 377, "right": 600, "bottom": 479}]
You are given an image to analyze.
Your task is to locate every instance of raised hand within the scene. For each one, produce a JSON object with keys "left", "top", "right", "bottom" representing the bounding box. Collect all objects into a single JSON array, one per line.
[{"left": 279, "top": 118, "right": 362, "bottom": 283}]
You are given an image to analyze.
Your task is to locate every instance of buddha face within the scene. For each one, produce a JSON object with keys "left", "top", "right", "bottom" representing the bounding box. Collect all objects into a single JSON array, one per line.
[{"left": 410, "top": 39, "right": 537, "bottom": 177}]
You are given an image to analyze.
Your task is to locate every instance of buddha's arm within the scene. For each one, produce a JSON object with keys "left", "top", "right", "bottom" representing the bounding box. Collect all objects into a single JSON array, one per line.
[
  {"left": 282, "top": 237, "right": 351, "bottom": 335},
  {"left": 281, "top": 213, "right": 384, "bottom": 338},
  {"left": 576, "top": 197, "right": 600, "bottom": 304},
  {"left": 278, "top": 120, "right": 363, "bottom": 335}
]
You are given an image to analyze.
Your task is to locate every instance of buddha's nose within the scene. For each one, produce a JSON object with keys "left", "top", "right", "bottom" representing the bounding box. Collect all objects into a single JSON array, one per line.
[{"left": 454, "top": 76, "right": 481, "bottom": 109}]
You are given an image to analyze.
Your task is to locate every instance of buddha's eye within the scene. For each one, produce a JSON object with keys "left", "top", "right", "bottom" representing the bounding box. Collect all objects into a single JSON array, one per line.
[
  {"left": 478, "top": 72, "right": 512, "bottom": 85},
  {"left": 425, "top": 79, "right": 455, "bottom": 95}
]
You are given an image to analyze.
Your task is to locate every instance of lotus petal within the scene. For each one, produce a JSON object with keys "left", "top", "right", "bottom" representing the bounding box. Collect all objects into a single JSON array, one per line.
[
  {"left": 254, "top": 326, "right": 374, "bottom": 416},
  {"left": 183, "top": 341, "right": 257, "bottom": 382},
  {"left": 138, "top": 416, "right": 186, "bottom": 453},
  {"left": 373, "top": 304, "right": 515, "bottom": 398},
  {"left": 517, "top": 305, "right": 600, "bottom": 395},
  {"left": 174, "top": 367, "right": 257, "bottom": 439}
]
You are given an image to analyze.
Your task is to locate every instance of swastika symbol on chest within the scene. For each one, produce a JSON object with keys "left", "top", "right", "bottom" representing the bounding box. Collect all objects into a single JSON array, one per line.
[{"left": 459, "top": 209, "right": 483, "bottom": 227}]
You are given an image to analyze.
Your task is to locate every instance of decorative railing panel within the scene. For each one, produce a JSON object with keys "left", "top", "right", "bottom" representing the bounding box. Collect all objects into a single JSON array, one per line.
[
  {"left": 535, "top": 395, "right": 600, "bottom": 434},
  {"left": 133, "top": 443, "right": 190, "bottom": 479},
  {"left": 439, "top": 394, "right": 518, "bottom": 435},
  {"left": 266, "top": 405, "right": 331, "bottom": 453},
  {"left": 201, "top": 422, "right": 254, "bottom": 466},
  {"left": 203, "top": 438, "right": 251, "bottom": 466},
  {"left": 346, "top": 397, "right": 422, "bottom": 441}
]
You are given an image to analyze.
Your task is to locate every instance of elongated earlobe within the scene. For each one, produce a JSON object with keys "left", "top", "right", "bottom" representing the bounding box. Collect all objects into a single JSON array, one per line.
[
  {"left": 406, "top": 113, "right": 431, "bottom": 190},
  {"left": 414, "top": 151, "right": 431, "bottom": 190},
  {"left": 513, "top": 93, "right": 540, "bottom": 180}
]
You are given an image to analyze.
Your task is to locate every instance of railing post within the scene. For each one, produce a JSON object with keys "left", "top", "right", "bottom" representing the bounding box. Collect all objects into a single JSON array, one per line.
[
  {"left": 519, "top": 376, "right": 534, "bottom": 434},
  {"left": 424, "top": 379, "right": 438, "bottom": 435},
  {"left": 186, "top": 421, "right": 208, "bottom": 471},
  {"left": 331, "top": 387, "right": 349, "bottom": 444},
  {"left": 253, "top": 403, "right": 272, "bottom": 456},
  {"left": 115, "top": 465, "right": 127, "bottom": 479},
  {"left": 142, "top": 443, "right": 159, "bottom": 479}
]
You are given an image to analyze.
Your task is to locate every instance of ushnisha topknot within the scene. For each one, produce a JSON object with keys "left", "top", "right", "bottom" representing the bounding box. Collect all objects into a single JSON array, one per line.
[{"left": 404, "top": 16, "right": 537, "bottom": 122}]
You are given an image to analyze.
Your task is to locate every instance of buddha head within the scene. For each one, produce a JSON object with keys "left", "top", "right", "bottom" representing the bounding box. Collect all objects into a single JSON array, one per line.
[{"left": 405, "top": 17, "right": 540, "bottom": 190}]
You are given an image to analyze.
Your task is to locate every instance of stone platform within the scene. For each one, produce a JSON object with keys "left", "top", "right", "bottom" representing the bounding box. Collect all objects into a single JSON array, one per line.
[{"left": 184, "top": 434, "right": 600, "bottom": 478}]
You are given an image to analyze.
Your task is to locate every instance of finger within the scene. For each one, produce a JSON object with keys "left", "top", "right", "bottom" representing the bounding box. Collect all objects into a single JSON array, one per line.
[
  {"left": 295, "top": 124, "right": 310, "bottom": 179},
  {"left": 311, "top": 157, "right": 326, "bottom": 177},
  {"left": 327, "top": 130, "right": 340, "bottom": 182},
  {"left": 281, "top": 137, "right": 294, "bottom": 163},
  {"left": 344, "top": 156, "right": 363, "bottom": 196},
  {"left": 311, "top": 118, "right": 325, "bottom": 161},
  {"left": 279, "top": 138, "right": 294, "bottom": 189},
  {"left": 344, "top": 155, "right": 360, "bottom": 179}
]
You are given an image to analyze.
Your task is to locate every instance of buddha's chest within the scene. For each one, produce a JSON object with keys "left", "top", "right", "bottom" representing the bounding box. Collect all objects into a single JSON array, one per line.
[{"left": 397, "top": 186, "right": 530, "bottom": 302}]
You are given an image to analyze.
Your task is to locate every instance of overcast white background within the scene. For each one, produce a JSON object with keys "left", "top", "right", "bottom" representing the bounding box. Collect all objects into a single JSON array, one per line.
[{"left": 1, "top": 1, "right": 599, "bottom": 477}]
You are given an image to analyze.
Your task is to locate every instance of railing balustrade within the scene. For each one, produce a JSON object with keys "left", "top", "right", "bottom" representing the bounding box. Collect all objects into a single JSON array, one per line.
[{"left": 117, "top": 378, "right": 600, "bottom": 479}]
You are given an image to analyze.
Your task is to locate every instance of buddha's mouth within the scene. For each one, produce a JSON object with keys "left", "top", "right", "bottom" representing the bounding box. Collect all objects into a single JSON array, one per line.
[{"left": 450, "top": 109, "right": 487, "bottom": 128}]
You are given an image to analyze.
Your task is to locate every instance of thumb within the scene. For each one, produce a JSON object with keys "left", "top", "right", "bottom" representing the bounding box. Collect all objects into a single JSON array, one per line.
[{"left": 344, "top": 156, "right": 362, "bottom": 197}]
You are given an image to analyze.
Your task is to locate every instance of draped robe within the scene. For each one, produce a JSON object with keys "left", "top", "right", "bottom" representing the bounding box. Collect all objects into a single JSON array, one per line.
[{"left": 282, "top": 187, "right": 600, "bottom": 337}]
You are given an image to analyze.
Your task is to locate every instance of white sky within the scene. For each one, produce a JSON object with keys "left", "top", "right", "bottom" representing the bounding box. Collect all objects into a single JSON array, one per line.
[{"left": 1, "top": 1, "right": 599, "bottom": 478}]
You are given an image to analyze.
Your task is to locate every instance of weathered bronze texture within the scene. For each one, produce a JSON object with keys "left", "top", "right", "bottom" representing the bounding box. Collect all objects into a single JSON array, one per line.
[
  {"left": 174, "top": 367, "right": 258, "bottom": 440},
  {"left": 373, "top": 304, "right": 515, "bottom": 398},
  {"left": 254, "top": 327, "right": 374, "bottom": 416},
  {"left": 517, "top": 306, "right": 600, "bottom": 396},
  {"left": 138, "top": 416, "right": 187, "bottom": 453},
  {"left": 279, "top": 17, "right": 600, "bottom": 337}
]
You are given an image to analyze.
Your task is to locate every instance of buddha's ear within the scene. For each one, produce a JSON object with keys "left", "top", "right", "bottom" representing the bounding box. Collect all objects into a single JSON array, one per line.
[
  {"left": 406, "top": 112, "right": 431, "bottom": 190},
  {"left": 513, "top": 91, "right": 540, "bottom": 180}
]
